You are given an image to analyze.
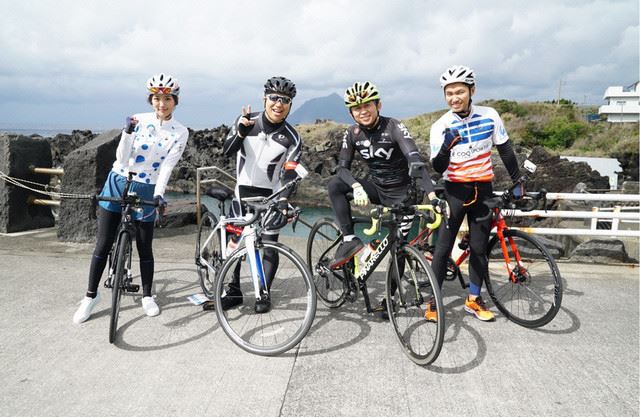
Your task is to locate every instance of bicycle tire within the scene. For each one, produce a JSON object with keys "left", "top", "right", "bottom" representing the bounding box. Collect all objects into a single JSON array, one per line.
[
  {"left": 215, "top": 241, "right": 317, "bottom": 356},
  {"left": 196, "top": 212, "right": 222, "bottom": 298},
  {"left": 485, "top": 229, "right": 563, "bottom": 328},
  {"left": 386, "top": 245, "right": 444, "bottom": 366},
  {"left": 109, "top": 233, "right": 131, "bottom": 343},
  {"left": 306, "top": 218, "right": 349, "bottom": 308}
]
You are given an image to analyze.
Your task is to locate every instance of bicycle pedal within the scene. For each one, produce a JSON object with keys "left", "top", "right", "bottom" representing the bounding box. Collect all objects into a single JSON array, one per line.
[
  {"left": 125, "top": 284, "right": 140, "bottom": 292},
  {"left": 345, "top": 291, "right": 357, "bottom": 303}
]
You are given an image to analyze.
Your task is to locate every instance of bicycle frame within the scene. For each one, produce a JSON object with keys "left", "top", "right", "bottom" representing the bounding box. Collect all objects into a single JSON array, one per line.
[
  {"left": 197, "top": 178, "right": 305, "bottom": 299},
  {"left": 411, "top": 202, "right": 538, "bottom": 288},
  {"left": 105, "top": 178, "right": 142, "bottom": 290},
  {"left": 320, "top": 204, "right": 440, "bottom": 313}
]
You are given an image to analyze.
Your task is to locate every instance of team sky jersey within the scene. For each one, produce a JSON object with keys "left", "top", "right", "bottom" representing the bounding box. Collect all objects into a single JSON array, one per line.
[
  {"left": 339, "top": 116, "right": 430, "bottom": 189},
  {"left": 430, "top": 105, "right": 509, "bottom": 182},
  {"left": 223, "top": 112, "right": 302, "bottom": 191},
  {"left": 111, "top": 112, "right": 189, "bottom": 197}
]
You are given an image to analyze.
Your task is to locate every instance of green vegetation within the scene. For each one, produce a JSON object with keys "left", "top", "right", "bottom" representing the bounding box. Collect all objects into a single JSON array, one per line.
[{"left": 298, "top": 100, "right": 639, "bottom": 160}]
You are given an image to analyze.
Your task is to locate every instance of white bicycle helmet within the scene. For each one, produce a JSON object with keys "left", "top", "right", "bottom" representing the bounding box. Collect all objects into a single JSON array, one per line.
[
  {"left": 440, "top": 65, "right": 476, "bottom": 88},
  {"left": 344, "top": 81, "right": 381, "bottom": 108},
  {"left": 147, "top": 73, "right": 180, "bottom": 96}
]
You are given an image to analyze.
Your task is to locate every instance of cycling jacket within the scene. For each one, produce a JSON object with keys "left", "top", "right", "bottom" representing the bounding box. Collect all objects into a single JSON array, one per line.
[
  {"left": 111, "top": 112, "right": 189, "bottom": 197},
  {"left": 337, "top": 116, "right": 434, "bottom": 194},
  {"left": 223, "top": 112, "right": 302, "bottom": 192},
  {"left": 430, "top": 105, "right": 509, "bottom": 182}
]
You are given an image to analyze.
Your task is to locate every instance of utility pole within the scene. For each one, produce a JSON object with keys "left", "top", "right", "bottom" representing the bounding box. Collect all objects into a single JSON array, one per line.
[{"left": 556, "top": 77, "right": 565, "bottom": 107}]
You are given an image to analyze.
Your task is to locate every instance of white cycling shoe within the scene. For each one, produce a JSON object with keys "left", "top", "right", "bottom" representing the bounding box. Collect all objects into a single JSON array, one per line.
[
  {"left": 142, "top": 296, "right": 160, "bottom": 317},
  {"left": 73, "top": 293, "right": 101, "bottom": 324}
]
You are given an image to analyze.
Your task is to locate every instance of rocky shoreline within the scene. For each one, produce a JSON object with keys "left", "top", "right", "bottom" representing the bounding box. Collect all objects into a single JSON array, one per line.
[
  {"left": 43, "top": 127, "right": 620, "bottom": 207},
  {"left": 2, "top": 128, "right": 638, "bottom": 263}
]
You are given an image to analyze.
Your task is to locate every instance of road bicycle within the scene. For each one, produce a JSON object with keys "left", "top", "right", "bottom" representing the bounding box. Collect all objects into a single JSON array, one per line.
[
  {"left": 306, "top": 163, "right": 446, "bottom": 365},
  {"left": 195, "top": 169, "right": 317, "bottom": 356},
  {"left": 412, "top": 162, "right": 563, "bottom": 328},
  {"left": 92, "top": 172, "right": 158, "bottom": 344}
]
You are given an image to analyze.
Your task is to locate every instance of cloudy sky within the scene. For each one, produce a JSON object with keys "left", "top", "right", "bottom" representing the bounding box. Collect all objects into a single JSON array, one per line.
[{"left": 0, "top": 0, "right": 637, "bottom": 131}]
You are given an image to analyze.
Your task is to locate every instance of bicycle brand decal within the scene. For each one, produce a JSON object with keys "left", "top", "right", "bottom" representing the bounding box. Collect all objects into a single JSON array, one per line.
[{"left": 357, "top": 235, "right": 389, "bottom": 279}]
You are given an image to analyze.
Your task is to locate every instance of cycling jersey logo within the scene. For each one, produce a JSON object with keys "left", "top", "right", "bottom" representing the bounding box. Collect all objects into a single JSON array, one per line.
[
  {"left": 397, "top": 123, "right": 412, "bottom": 139},
  {"left": 360, "top": 147, "right": 394, "bottom": 160}
]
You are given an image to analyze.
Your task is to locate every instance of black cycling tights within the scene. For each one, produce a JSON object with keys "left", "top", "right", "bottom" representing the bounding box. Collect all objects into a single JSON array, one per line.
[
  {"left": 86, "top": 207, "right": 155, "bottom": 298},
  {"left": 431, "top": 181, "right": 493, "bottom": 294}
]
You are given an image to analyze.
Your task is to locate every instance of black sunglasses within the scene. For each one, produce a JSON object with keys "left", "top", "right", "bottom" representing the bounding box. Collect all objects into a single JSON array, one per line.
[{"left": 267, "top": 94, "right": 292, "bottom": 104}]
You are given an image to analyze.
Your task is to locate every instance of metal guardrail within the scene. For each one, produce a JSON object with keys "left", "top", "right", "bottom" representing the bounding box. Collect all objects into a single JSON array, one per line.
[
  {"left": 503, "top": 192, "right": 640, "bottom": 237},
  {"left": 195, "top": 166, "right": 235, "bottom": 225}
]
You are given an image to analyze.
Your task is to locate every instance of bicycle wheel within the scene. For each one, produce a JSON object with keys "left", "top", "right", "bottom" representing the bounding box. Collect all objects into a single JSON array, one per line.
[
  {"left": 386, "top": 244, "right": 444, "bottom": 366},
  {"left": 306, "top": 218, "right": 348, "bottom": 308},
  {"left": 109, "top": 233, "right": 131, "bottom": 343},
  {"left": 215, "top": 241, "right": 317, "bottom": 356},
  {"left": 196, "top": 212, "right": 222, "bottom": 298},
  {"left": 485, "top": 229, "right": 563, "bottom": 328}
]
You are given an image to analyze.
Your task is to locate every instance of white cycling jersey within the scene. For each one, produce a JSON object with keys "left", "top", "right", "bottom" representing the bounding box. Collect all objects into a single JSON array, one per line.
[
  {"left": 111, "top": 112, "right": 189, "bottom": 197},
  {"left": 430, "top": 105, "right": 508, "bottom": 182}
]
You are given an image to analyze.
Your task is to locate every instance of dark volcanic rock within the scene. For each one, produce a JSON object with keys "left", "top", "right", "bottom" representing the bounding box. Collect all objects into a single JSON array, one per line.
[
  {"left": 0, "top": 134, "right": 55, "bottom": 232},
  {"left": 57, "top": 130, "right": 120, "bottom": 242},
  {"left": 570, "top": 239, "right": 637, "bottom": 264}
]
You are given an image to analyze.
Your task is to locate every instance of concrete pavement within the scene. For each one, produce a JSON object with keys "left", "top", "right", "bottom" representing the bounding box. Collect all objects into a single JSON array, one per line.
[{"left": 0, "top": 226, "right": 638, "bottom": 417}]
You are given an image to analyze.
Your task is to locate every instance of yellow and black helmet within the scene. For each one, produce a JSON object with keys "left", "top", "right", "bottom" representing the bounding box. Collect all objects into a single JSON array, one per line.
[{"left": 344, "top": 81, "right": 380, "bottom": 108}]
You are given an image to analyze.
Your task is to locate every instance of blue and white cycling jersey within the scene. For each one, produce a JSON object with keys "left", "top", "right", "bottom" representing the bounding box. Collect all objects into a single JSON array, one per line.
[{"left": 430, "top": 105, "right": 508, "bottom": 182}]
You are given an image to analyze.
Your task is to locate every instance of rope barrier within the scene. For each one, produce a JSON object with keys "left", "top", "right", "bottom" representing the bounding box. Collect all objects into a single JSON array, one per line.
[{"left": 0, "top": 169, "right": 91, "bottom": 200}]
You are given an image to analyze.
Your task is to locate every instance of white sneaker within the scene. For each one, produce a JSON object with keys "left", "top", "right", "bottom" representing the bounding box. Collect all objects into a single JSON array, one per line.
[
  {"left": 73, "top": 293, "right": 101, "bottom": 324},
  {"left": 142, "top": 296, "right": 160, "bottom": 317}
]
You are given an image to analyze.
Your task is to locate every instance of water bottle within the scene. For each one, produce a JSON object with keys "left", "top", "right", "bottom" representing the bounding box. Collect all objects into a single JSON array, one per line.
[{"left": 360, "top": 239, "right": 380, "bottom": 263}]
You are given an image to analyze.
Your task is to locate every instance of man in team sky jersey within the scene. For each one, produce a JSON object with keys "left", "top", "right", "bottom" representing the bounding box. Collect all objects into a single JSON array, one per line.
[
  {"left": 208, "top": 76, "right": 301, "bottom": 314},
  {"left": 327, "top": 81, "right": 443, "bottom": 270},
  {"left": 428, "top": 65, "right": 522, "bottom": 322}
]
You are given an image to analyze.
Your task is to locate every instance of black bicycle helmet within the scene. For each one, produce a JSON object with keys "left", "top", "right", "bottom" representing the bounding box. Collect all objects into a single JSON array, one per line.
[{"left": 264, "top": 76, "right": 297, "bottom": 98}]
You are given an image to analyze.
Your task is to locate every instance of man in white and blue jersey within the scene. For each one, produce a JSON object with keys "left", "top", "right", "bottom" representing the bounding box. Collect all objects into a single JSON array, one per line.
[{"left": 427, "top": 65, "right": 521, "bottom": 322}]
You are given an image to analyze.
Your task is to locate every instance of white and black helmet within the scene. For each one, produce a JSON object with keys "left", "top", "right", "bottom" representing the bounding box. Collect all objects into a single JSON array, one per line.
[
  {"left": 147, "top": 73, "right": 180, "bottom": 96},
  {"left": 440, "top": 65, "right": 476, "bottom": 88},
  {"left": 264, "top": 76, "right": 297, "bottom": 98}
]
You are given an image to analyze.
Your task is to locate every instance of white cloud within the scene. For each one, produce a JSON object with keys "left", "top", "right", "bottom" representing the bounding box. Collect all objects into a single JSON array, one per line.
[{"left": 0, "top": 0, "right": 637, "bottom": 128}]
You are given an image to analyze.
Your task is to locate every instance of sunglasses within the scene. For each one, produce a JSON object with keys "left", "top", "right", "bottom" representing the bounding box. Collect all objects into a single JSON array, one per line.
[
  {"left": 149, "top": 86, "right": 173, "bottom": 94},
  {"left": 267, "top": 94, "right": 292, "bottom": 104}
]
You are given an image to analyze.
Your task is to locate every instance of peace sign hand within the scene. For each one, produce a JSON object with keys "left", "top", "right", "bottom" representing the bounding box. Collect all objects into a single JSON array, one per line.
[{"left": 238, "top": 105, "right": 255, "bottom": 137}]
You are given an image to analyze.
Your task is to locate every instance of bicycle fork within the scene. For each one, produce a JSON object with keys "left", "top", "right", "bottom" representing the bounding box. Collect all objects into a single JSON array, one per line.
[
  {"left": 496, "top": 230, "right": 527, "bottom": 283},
  {"left": 244, "top": 232, "right": 268, "bottom": 300}
]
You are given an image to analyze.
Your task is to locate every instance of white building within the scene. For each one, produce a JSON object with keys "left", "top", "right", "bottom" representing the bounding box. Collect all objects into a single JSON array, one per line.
[{"left": 598, "top": 82, "right": 640, "bottom": 123}]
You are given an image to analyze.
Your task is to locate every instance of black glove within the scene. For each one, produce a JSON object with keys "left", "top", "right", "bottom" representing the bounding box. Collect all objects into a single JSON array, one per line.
[
  {"left": 154, "top": 195, "right": 168, "bottom": 216},
  {"left": 441, "top": 128, "right": 462, "bottom": 151},
  {"left": 124, "top": 116, "right": 138, "bottom": 134},
  {"left": 277, "top": 197, "right": 289, "bottom": 212},
  {"left": 237, "top": 115, "right": 252, "bottom": 137},
  {"left": 511, "top": 182, "right": 525, "bottom": 200},
  {"left": 431, "top": 197, "right": 450, "bottom": 219}
]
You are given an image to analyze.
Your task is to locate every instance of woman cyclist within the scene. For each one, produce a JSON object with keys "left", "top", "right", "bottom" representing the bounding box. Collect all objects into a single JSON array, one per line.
[
  {"left": 73, "top": 73, "right": 189, "bottom": 324},
  {"left": 428, "top": 65, "right": 521, "bottom": 322}
]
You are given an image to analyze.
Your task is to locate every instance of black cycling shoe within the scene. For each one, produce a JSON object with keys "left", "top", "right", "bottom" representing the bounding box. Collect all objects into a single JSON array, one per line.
[
  {"left": 254, "top": 295, "right": 271, "bottom": 314},
  {"left": 201, "top": 286, "right": 243, "bottom": 311},
  {"left": 373, "top": 298, "right": 396, "bottom": 321},
  {"left": 221, "top": 285, "right": 243, "bottom": 310},
  {"left": 329, "top": 238, "right": 364, "bottom": 270}
]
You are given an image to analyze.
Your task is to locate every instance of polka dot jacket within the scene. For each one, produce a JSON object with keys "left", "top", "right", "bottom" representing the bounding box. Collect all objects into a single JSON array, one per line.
[{"left": 111, "top": 112, "right": 189, "bottom": 197}]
